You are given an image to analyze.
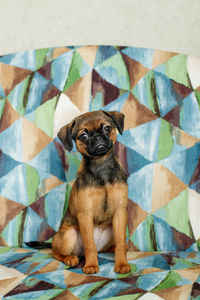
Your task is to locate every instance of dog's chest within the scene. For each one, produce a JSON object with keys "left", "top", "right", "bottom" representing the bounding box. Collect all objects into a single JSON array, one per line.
[{"left": 92, "top": 186, "right": 115, "bottom": 225}]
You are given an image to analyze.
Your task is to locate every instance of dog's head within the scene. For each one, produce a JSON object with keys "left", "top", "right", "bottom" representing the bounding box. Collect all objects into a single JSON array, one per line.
[{"left": 57, "top": 110, "right": 124, "bottom": 157}]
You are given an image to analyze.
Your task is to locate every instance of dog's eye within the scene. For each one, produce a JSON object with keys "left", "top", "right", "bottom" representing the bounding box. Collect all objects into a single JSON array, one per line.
[
  {"left": 79, "top": 132, "right": 89, "bottom": 142},
  {"left": 104, "top": 125, "right": 112, "bottom": 133}
]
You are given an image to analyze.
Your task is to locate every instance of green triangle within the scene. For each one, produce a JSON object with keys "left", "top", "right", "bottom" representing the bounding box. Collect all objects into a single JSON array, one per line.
[
  {"left": 25, "top": 165, "right": 40, "bottom": 205},
  {"left": 2, "top": 210, "right": 25, "bottom": 247},
  {"left": 157, "top": 55, "right": 191, "bottom": 87},
  {"left": 154, "top": 189, "right": 192, "bottom": 237},
  {"left": 25, "top": 96, "right": 58, "bottom": 137},
  {"left": 197, "top": 239, "right": 200, "bottom": 250},
  {"left": 35, "top": 48, "right": 50, "bottom": 70},
  {"left": 152, "top": 271, "right": 190, "bottom": 292},
  {"left": 64, "top": 50, "right": 90, "bottom": 91},
  {"left": 132, "top": 70, "right": 160, "bottom": 116},
  {"left": 7, "top": 73, "right": 34, "bottom": 116},
  {"left": 195, "top": 89, "right": 200, "bottom": 111},
  {"left": 96, "top": 52, "right": 130, "bottom": 90},
  {"left": 157, "top": 119, "right": 174, "bottom": 161},
  {"left": 131, "top": 215, "right": 157, "bottom": 251},
  {"left": 0, "top": 247, "right": 10, "bottom": 254},
  {"left": 0, "top": 98, "right": 6, "bottom": 118}
]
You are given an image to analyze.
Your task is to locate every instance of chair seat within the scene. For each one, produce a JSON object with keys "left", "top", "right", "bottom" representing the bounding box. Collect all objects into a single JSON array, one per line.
[{"left": 1, "top": 247, "right": 200, "bottom": 299}]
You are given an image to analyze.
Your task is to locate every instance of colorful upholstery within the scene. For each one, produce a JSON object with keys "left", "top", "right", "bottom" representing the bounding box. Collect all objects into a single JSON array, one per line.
[{"left": 0, "top": 46, "right": 200, "bottom": 298}]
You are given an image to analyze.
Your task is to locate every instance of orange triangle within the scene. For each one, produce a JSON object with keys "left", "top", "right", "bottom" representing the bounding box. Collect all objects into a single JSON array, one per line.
[
  {"left": 0, "top": 196, "right": 25, "bottom": 232},
  {"left": 127, "top": 199, "right": 149, "bottom": 236},
  {"left": 142, "top": 267, "right": 165, "bottom": 275},
  {"left": 179, "top": 128, "right": 200, "bottom": 148},
  {"left": 154, "top": 283, "right": 193, "bottom": 300},
  {"left": 151, "top": 163, "right": 187, "bottom": 213},
  {"left": 0, "top": 63, "right": 32, "bottom": 96},
  {"left": 127, "top": 251, "right": 158, "bottom": 260},
  {"left": 52, "top": 288, "right": 81, "bottom": 300},
  {"left": 31, "top": 260, "right": 61, "bottom": 275},
  {"left": 22, "top": 118, "right": 52, "bottom": 162},
  {"left": 64, "top": 72, "right": 92, "bottom": 112},
  {"left": 77, "top": 46, "right": 98, "bottom": 68},
  {"left": 121, "top": 53, "right": 149, "bottom": 89},
  {"left": 121, "top": 93, "right": 158, "bottom": 130},
  {"left": 175, "top": 267, "right": 200, "bottom": 282},
  {"left": 45, "top": 176, "right": 65, "bottom": 194},
  {"left": 152, "top": 50, "right": 177, "bottom": 69},
  {"left": 64, "top": 269, "right": 110, "bottom": 288},
  {"left": 0, "top": 235, "right": 8, "bottom": 246},
  {"left": 52, "top": 47, "right": 72, "bottom": 60},
  {"left": 0, "top": 100, "right": 21, "bottom": 133}
]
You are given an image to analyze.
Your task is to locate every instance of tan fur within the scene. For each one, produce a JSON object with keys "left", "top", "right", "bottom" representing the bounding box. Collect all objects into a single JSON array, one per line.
[{"left": 52, "top": 111, "right": 131, "bottom": 274}]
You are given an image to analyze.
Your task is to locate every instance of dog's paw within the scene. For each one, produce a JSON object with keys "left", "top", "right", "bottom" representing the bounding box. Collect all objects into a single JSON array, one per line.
[
  {"left": 64, "top": 255, "right": 79, "bottom": 266},
  {"left": 114, "top": 262, "right": 131, "bottom": 274},
  {"left": 83, "top": 264, "right": 99, "bottom": 274}
]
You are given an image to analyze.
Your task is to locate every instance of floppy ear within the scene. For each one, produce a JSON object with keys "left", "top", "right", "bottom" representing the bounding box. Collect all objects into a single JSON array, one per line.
[
  {"left": 57, "top": 120, "right": 76, "bottom": 151},
  {"left": 103, "top": 111, "right": 125, "bottom": 135}
]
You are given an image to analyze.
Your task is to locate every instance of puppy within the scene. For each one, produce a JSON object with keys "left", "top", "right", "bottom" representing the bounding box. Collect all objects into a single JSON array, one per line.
[{"left": 29, "top": 110, "right": 131, "bottom": 275}]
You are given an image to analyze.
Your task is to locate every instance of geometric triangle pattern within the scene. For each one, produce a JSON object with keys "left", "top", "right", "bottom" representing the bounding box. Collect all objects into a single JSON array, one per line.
[
  {"left": 1, "top": 248, "right": 200, "bottom": 299},
  {"left": 0, "top": 45, "right": 200, "bottom": 257}
]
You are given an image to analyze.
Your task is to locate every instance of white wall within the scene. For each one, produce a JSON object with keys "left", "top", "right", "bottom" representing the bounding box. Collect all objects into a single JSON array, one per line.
[{"left": 0, "top": 0, "right": 199, "bottom": 57}]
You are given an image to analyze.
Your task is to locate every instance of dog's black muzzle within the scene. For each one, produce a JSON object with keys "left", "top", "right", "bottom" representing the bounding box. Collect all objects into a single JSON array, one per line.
[{"left": 87, "top": 134, "right": 113, "bottom": 156}]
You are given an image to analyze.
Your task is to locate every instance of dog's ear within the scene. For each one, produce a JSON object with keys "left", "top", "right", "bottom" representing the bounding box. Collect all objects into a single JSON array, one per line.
[
  {"left": 103, "top": 111, "right": 124, "bottom": 135},
  {"left": 57, "top": 120, "right": 76, "bottom": 151}
]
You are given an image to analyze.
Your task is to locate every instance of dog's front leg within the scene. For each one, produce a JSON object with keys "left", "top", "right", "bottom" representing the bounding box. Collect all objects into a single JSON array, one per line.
[
  {"left": 77, "top": 212, "right": 99, "bottom": 274},
  {"left": 112, "top": 207, "right": 131, "bottom": 274}
]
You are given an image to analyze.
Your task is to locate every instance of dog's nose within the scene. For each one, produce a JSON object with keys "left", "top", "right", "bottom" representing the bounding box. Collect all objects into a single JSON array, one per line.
[{"left": 95, "top": 135, "right": 104, "bottom": 143}]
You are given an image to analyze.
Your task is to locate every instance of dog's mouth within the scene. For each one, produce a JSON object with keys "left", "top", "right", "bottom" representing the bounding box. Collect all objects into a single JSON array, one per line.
[
  {"left": 87, "top": 141, "right": 113, "bottom": 156},
  {"left": 94, "top": 144, "right": 112, "bottom": 155}
]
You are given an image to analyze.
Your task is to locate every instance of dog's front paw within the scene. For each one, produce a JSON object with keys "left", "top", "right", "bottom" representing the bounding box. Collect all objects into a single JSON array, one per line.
[
  {"left": 64, "top": 255, "right": 79, "bottom": 266},
  {"left": 114, "top": 262, "right": 131, "bottom": 274},
  {"left": 83, "top": 264, "right": 99, "bottom": 274}
]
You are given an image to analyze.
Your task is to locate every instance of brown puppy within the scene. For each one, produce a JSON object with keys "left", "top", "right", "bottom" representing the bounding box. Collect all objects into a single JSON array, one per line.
[
  {"left": 27, "top": 110, "right": 131, "bottom": 275},
  {"left": 52, "top": 110, "right": 131, "bottom": 274}
]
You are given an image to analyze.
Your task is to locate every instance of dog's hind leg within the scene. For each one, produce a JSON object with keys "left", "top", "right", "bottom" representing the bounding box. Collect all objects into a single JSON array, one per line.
[{"left": 52, "top": 226, "right": 83, "bottom": 266}]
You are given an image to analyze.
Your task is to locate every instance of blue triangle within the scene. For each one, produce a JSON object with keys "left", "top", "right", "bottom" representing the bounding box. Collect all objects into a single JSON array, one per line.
[
  {"left": 0, "top": 164, "right": 28, "bottom": 205},
  {"left": 137, "top": 270, "right": 169, "bottom": 291},
  {"left": 44, "top": 184, "right": 66, "bottom": 231},
  {"left": 128, "top": 164, "right": 154, "bottom": 213},
  {"left": 0, "top": 50, "right": 36, "bottom": 70},
  {"left": 95, "top": 52, "right": 130, "bottom": 90},
  {"left": 28, "top": 141, "right": 66, "bottom": 181},
  {"left": 24, "top": 72, "right": 51, "bottom": 115},
  {"left": 126, "top": 146, "right": 152, "bottom": 175},
  {"left": 0, "top": 118, "right": 23, "bottom": 162},
  {"left": 161, "top": 142, "right": 200, "bottom": 185},
  {"left": 32, "top": 271, "right": 66, "bottom": 289},
  {"left": 121, "top": 47, "right": 154, "bottom": 68},
  {"left": 94, "top": 46, "right": 118, "bottom": 67},
  {"left": 153, "top": 216, "right": 191, "bottom": 251},
  {"left": 117, "top": 119, "right": 161, "bottom": 162},
  {"left": 51, "top": 50, "right": 74, "bottom": 90},
  {"left": 23, "top": 207, "right": 46, "bottom": 242},
  {"left": 103, "top": 92, "right": 129, "bottom": 111},
  {"left": 93, "top": 280, "right": 132, "bottom": 299},
  {"left": 180, "top": 92, "right": 200, "bottom": 139},
  {"left": 0, "top": 151, "right": 20, "bottom": 177},
  {"left": 153, "top": 71, "right": 180, "bottom": 117}
]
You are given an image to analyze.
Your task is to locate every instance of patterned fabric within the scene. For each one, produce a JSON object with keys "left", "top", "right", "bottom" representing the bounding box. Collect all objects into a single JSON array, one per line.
[
  {"left": 1, "top": 247, "right": 200, "bottom": 299},
  {"left": 0, "top": 46, "right": 200, "bottom": 252}
]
